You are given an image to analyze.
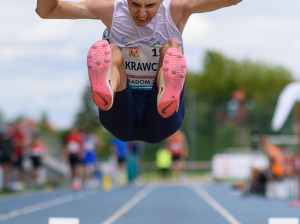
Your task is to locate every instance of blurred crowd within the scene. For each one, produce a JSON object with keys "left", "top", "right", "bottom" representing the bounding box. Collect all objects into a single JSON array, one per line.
[
  {"left": 63, "top": 126, "right": 140, "bottom": 190},
  {"left": 0, "top": 119, "right": 190, "bottom": 193},
  {"left": 3, "top": 119, "right": 295, "bottom": 200},
  {"left": 0, "top": 121, "right": 47, "bottom": 191},
  {"left": 0, "top": 120, "right": 141, "bottom": 192}
]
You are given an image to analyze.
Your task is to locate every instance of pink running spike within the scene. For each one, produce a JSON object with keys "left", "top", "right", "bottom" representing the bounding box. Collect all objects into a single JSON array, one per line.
[
  {"left": 157, "top": 48, "right": 186, "bottom": 118},
  {"left": 87, "top": 40, "right": 114, "bottom": 111}
]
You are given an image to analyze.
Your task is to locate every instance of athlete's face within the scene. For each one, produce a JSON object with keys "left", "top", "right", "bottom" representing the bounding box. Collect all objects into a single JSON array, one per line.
[{"left": 127, "top": 0, "right": 163, "bottom": 26}]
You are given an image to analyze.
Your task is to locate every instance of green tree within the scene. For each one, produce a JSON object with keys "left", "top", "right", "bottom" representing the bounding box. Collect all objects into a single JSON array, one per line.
[
  {"left": 75, "top": 83, "right": 100, "bottom": 133},
  {"left": 39, "top": 111, "right": 56, "bottom": 134},
  {"left": 182, "top": 50, "right": 294, "bottom": 160}
]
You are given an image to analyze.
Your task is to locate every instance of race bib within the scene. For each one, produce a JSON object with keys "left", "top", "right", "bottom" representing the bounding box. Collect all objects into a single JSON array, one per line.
[{"left": 122, "top": 47, "right": 160, "bottom": 90}]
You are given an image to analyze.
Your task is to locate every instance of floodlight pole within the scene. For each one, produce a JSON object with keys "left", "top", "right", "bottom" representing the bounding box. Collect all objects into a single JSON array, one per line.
[{"left": 289, "top": 102, "right": 300, "bottom": 206}]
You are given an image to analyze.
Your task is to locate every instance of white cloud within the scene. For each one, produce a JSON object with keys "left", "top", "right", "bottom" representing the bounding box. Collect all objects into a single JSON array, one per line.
[
  {"left": 295, "top": 39, "right": 300, "bottom": 49},
  {"left": 183, "top": 15, "right": 210, "bottom": 48},
  {"left": 0, "top": 70, "right": 88, "bottom": 128},
  {"left": 21, "top": 20, "right": 75, "bottom": 43},
  {"left": 0, "top": 45, "right": 80, "bottom": 61}
]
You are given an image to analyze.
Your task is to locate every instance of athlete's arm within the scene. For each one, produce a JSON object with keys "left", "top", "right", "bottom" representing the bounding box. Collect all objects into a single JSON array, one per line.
[
  {"left": 170, "top": 0, "right": 242, "bottom": 33},
  {"left": 36, "top": 0, "right": 94, "bottom": 19},
  {"left": 35, "top": 0, "right": 114, "bottom": 21},
  {"left": 173, "top": 0, "right": 242, "bottom": 15},
  {"left": 186, "top": 0, "right": 242, "bottom": 14}
]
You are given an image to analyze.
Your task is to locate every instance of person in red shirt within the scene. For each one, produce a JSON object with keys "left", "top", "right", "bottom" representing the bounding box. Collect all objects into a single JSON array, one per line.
[
  {"left": 12, "top": 123, "right": 28, "bottom": 182},
  {"left": 64, "top": 126, "right": 84, "bottom": 190},
  {"left": 166, "top": 130, "right": 188, "bottom": 180}
]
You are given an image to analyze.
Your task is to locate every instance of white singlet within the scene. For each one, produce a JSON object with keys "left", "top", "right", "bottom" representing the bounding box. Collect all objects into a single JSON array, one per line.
[{"left": 109, "top": 0, "right": 183, "bottom": 48}]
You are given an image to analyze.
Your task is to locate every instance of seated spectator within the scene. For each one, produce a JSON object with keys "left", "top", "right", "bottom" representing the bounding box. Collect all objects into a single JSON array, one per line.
[{"left": 247, "top": 135, "right": 284, "bottom": 195}]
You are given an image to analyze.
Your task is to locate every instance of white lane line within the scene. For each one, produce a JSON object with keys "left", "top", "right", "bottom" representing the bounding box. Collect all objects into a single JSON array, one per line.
[
  {"left": 0, "top": 191, "right": 96, "bottom": 221},
  {"left": 101, "top": 186, "right": 154, "bottom": 224},
  {"left": 193, "top": 187, "right": 241, "bottom": 224}
]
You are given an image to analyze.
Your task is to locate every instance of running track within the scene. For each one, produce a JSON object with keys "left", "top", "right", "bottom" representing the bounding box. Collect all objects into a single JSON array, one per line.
[{"left": 0, "top": 182, "right": 299, "bottom": 224}]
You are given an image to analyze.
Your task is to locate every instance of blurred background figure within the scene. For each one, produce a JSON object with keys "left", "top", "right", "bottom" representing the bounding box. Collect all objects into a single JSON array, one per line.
[
  {"left": 28, "top": 134, "right": 46, "bottom": 187},
  {"left": 167, "top": 130, "right": 188, "bottom": 181},
  {"left": 11, "top": 122, "right": 28, "bottom": 189},
  {"left": 126, "top": 141, "right": 140, "bottom": 184},
  {"left": 0, "top": 123, "right": 15, "bottom": 190},
  {"left": 110, "top": 137, "right": 129, "bottom": 186},
  {"left": 247, "top": 135, "right": 284, "bottom": 196},
  {"left": 64, "top": 126, "right": 84, "bottom": 190},
  {"left": 261, "top": 135, "right": 284, "bottom": 181},
  {"left": 82, "top": 132, "right": 103, "bottom": 188},
  {"left": 156, "top": 144, "right": 172, "bottom": 179}
]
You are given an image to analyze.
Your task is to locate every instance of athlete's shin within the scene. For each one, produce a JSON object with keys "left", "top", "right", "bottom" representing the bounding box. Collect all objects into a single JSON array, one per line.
[
  {"left": 87, "top": 40, "right": 114, "bottom": 111},
  {"left": 157, "top": 40, "right": 186, "bottom": 118},
  {"left": 110, "top": 44, "right": 127, "bottom": 92}
]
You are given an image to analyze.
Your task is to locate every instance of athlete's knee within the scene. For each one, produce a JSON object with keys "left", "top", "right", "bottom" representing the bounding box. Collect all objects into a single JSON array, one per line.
[
  {"left": 110, "top": 44, "right": 124, "bottom": 62},
  {"left": 162, "top": 39, "right": 182, "bottom": 52}
]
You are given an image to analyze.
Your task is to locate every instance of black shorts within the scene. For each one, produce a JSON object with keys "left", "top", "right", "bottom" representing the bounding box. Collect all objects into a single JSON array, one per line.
[
  {"left": 13, "top": 156, "right": 23, "bottom": 168},
  {"left": 117, "top": 157, "right": 126, "bottom": 165},
  {"left": 69, "top": 154, "right": 82, "bottom": 166},
  {"left": 172, "top": 156, "right": 182, "bottom": 162},
  {"left": 1, "top": 155, "right": 12, "bottom": 164},
  {"left": 99, "top": 80, "right": 185, "bottom": 144},
  {"left": 30, "top": 156, "right": 43, "bottom": 168}
]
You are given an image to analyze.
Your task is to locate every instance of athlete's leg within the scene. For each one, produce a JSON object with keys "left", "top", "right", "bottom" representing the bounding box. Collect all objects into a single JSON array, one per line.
[
  {"left": 156, "top": 39, "right": 186, "bottom": 118},
  {"left": 87, "top": 40, "right": 127, "bottom": 111},
  {"left": 88, "top": 40, "right": 136, "bottom": 141},
  {"left": 142, "top": 80, "right": 185, "bottom": 143},
  {"left": 98, "top": 83, "right": 136, "bottom": 142}
]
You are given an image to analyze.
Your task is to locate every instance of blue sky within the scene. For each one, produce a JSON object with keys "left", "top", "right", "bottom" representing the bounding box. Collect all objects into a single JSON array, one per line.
[{"left": 0, "top": 0, "right": 299, "bottom": 129}]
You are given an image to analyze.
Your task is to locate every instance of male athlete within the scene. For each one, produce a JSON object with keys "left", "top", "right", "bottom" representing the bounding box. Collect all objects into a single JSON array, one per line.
[{"left": 36, "top": 0, "right": 242, "bottom": 143}]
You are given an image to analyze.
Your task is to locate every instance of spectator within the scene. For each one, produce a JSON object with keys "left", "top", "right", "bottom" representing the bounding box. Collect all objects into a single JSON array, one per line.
[
  {"left": 111, "top": 137, "right": 130, "bottom": 185},
  {"left": 261, "top": 135, "right": 284, "bottom": 181},
  {"left": 156, "top": 145, "right": 172, "bottom": 179},
  {"left": 82, "top": 132, "right": 102, "bottom": 188},
  {"left": 127, "top": 141, "right": 139, "bottom": 183},
  {"left": 248, "top": 135, "right": 284, "bottom": 195},
  {"left": 28, "top": 134, "right": 46, "bottom": 187},
  {"left": 0, "top": 123, "right": 15, "bottom": 190},
  {"left": 166, "top": 130, "right": 188, "bottom": 180},
  {"left": 64, "top": 126, "right": 84, "bottom": 190},
  {"left": 12, "top": 122, "right": 28, "bottom": 184}
]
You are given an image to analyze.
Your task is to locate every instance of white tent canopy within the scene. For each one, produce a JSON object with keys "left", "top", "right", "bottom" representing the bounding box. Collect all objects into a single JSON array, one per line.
[{"left": 271, "top": 82, "right": 300, "bottom": 131}]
